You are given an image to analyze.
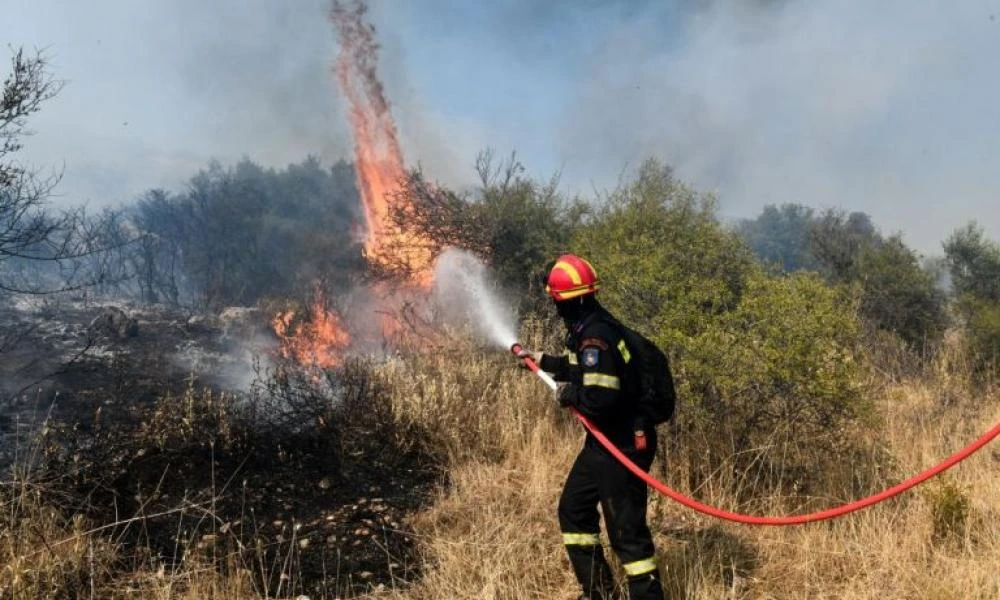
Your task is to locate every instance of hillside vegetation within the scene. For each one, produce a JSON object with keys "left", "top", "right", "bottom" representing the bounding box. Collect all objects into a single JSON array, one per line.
[
  {"left": 4, "top": 51, "right": 1000, "bottom": 599},
  {"left": 4, "top": 331, "right": 998, "bottom": 599},
  {"left": 4, "top": 155, "right": 1000, "bottom": 599}
]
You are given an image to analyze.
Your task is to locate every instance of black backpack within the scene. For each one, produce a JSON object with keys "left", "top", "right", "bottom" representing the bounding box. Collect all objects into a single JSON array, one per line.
[{"left": 605, "top": 318, "right": 676, "bottom": 424}]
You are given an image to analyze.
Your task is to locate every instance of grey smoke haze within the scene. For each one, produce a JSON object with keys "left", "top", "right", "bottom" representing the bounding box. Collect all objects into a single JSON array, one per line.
[
  {"left": 5, "top": 0, "right": 349, "bottom": 205},
  {"left": 557, "top": 0, "right": 1000, "bottom": 254},
  {"left": 5, "top": 0, "right": 999, "bottom": 254}
]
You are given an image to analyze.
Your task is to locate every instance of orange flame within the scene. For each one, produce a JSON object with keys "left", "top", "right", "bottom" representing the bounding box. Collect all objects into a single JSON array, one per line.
[
  {"left": 331, "top": 0, "right": 435, "bottom": 287},
  {"left": 272, "top": 291, "right": 351, "bottom": 369},
  {"left": 273, "top": 2, "right": 440, "bottom": 369}
]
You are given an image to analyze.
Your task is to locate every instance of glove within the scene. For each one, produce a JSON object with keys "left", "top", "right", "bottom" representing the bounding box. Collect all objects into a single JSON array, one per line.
[
  {"left": 556, "top": 382, "right": 577, "bottom": 407},
  {"left": 515, "top": 348, "right": 544, "bottom": 368}
]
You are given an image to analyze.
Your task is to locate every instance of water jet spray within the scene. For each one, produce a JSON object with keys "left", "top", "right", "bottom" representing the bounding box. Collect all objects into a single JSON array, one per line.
[{"left": 432, "top": 249, "right": 517, "bottom": 348}]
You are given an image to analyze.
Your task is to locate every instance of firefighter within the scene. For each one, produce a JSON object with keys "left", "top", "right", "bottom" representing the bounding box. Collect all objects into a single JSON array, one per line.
[{"left": 517, "top": 253, "right": 664, "bottom": 600}]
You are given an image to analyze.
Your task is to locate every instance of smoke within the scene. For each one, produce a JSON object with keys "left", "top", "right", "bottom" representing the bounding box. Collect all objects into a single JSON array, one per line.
[
  {"left": 555, "top": 0, "right": 1000, "bottom": 253},
  {"left": 10, "top": 0, "right": 997, "bottom": 254},
  {"left": 432, "top": 248, "right": 517, "bottom": 349},
  {"left": 167, "top": 0, "right": 350, "bottom": 163},
  {"left": 8, "top": 0, "right": 349, "bottom": 207},
  {"left": 363, "top": 0, "right": 1000, "bottom": 252}
]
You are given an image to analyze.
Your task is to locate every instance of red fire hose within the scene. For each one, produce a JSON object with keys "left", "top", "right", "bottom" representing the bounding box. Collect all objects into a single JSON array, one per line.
[{"left": 511, "top": 344, "right": 1000, "bottom": 526}]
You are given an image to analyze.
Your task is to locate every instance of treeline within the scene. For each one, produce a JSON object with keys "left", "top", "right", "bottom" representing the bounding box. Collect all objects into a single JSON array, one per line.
[
  {"left": 402, "top": 156, "right": 998, "bottom": 371},
  {"left": 2, "top": 50, "right": 366, "bottom": 308},
  {"left": 738, "top": 204, "right": 946, "bottom": 351},
  {"left": 397, "top": 156, "right": 998, "bottom": 492},
  {"left": 87, "top": 158, "right": 365, "bottom": 309},
  {"left": 738, "top": 204, "right": 999, "bottom": 367}
]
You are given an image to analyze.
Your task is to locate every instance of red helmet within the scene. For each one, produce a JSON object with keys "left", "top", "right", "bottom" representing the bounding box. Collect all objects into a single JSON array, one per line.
[{"left": 546, "top": 253, "right": 600, "bottom": 301}]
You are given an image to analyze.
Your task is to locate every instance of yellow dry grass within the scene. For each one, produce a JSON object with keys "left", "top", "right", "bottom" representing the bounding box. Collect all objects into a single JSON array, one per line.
[
  {"left": 2, "top": 328, "right": 998, "bottom": 599},
  {"left": 364, "top": 335, "right": 1000, "bottom": 600}
]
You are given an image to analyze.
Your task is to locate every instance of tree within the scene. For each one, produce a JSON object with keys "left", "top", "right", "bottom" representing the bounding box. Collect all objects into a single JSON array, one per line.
[
  {"left": 130, "top": 189, "right": 185, "bottom": 304},
  {"left": 944, "top": 222, "right": 1000, "bottom": 369},
  {"left": 943, "top": 222, "right": 1000, "bottom": 303},
  {"left": 120, "top": 157, "right": 365, "bottom": 309},
  {"left": 737, "top": 203, "right": 818, "bottom": 272},
  {"left": 807, "top": 209, "right": 879, "bottom": 282},
  {"left": 0, "top": 48, "right": 112, "bottom": 294},
  {"left": 811, "top": 211, "right": 946, "bottom": 351},
  {"left": 854, "top": 235, "right": 947, "bottom": 350},
  {"left": 741, "top": 205, "right": 946, "bottom": 351}
]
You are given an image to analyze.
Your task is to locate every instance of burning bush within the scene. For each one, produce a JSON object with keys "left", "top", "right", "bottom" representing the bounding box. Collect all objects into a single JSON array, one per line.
[{"left": 270, "top": 288, "right": 353, "bottom": 370}]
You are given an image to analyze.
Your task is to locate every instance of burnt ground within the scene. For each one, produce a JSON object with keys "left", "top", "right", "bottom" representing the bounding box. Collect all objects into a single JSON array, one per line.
[
  {"left": 0, "top": 294, "right": 440, "bottom": 597},
  {"left": 0, "top": 295, "right": 269, "bottom": 417}
]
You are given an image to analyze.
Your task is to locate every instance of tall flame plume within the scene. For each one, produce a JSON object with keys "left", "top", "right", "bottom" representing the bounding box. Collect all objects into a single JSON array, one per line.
[
  {"left": 331, "top": 0, "right": 435, "bottom": 286},
  {"left": 271, "top": 1, "right": 438, "bottom": 369}
]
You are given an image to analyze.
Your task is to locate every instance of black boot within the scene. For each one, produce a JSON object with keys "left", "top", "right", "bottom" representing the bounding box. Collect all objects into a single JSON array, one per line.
[
  {"left": 565, "top": 544, "right": 618, "bottom": 599},
  {"left": 626, "top": 571, "right": 663, "bottom": 600},
  {"left": 576, "top": 584, "right": 623, "bottom": 600}
]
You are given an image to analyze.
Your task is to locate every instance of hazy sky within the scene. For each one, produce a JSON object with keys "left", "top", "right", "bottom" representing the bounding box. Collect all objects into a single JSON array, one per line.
[{"left": 5, "top": 0, "right": 999, "bottom": 255}]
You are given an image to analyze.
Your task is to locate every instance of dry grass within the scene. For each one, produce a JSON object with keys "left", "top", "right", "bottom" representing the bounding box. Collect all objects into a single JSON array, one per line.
[
  {"left": 362, "top": 332, "right": 1000, "bottom": 600},
  {"left": 0, "top": 485, "right": 116, "bottom": 598},
  {"left": 3, "top": 328, "right": 999, "bottom": 599},
  {"left": 741, "top": 382, "right": 1000, "bottom": 600}
]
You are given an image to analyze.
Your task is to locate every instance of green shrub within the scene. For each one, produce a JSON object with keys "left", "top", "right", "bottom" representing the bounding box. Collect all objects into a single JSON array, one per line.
[
  {"left": 963, "top": 298, "right": 1000, "bottom": 372},
  {"left": 944, "top": 223, "right": 1000, "bottom": 374},
  {"left": 572, "top": 159, "right": 754, "bottom": 342},
  {"left": 925, "top": 478, "right": 970, "bottom": 544},
  {"left": 569, "top": 160, "right": 869, "bottom": 498},
  {"left": 682, "top": 271, "right": 868, "bottom": 496}
]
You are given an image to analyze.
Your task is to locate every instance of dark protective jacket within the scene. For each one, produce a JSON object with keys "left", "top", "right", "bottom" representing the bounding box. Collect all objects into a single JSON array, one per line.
[
  {"left": 542, "top": 305, "right": 664, "bottom": 599},
  {"left": 539, "top": 306, "right": 645, "bottom": 451}
]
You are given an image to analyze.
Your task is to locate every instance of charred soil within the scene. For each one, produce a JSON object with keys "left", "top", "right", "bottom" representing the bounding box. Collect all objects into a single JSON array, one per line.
[{"left": 1, "top": 297, "right": 441, "bottom": 597}]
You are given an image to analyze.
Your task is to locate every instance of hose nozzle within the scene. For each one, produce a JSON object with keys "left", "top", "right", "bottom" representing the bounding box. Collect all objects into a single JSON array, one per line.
[{"left": 510, "top": 342, "right": 557, "bottom": 390}]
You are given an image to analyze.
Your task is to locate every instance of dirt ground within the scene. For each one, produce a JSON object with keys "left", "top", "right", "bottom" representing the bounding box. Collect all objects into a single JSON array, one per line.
[{"left": 1, "top": 294, "right": 439, "bottom": 597}]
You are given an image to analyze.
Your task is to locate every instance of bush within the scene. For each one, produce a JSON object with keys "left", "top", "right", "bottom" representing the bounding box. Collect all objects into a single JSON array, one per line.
[
  {"left": 569, "top": 160, "right": 870, "bottom": 498},
  {"left": 925, "top": 478, "right": 971, "bottom": 544},
  {"left": 684, "top": 270, "right": 868, "bottom": 496},
  {"left": 962, "top": 298, "right": 1000, "bottom": 370},
  {"left": 945, "top": 223, "right": 1000, "bottom": 374}
]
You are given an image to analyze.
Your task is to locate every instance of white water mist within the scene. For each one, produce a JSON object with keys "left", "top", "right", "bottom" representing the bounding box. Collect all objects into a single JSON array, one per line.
[{"left": 432, "top": 248, "right": 517, "bottom": 349}]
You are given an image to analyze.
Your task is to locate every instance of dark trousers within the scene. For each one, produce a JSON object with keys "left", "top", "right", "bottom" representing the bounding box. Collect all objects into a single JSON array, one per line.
[{"left": 559, "top": 438, "right": 663, "bottom": 600}]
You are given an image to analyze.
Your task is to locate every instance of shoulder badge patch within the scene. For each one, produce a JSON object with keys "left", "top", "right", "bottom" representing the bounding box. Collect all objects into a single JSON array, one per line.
[
  {"left": 581, "top": 347, "right": 600, "bottom": 368},
  {"left": 579, "top": 337, "right": 608, "bottom": 350}
]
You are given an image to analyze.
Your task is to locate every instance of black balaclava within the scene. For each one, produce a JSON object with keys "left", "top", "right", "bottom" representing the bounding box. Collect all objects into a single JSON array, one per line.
[{"left": 555, "top": 294, "right": 600, "bottom": 331}]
